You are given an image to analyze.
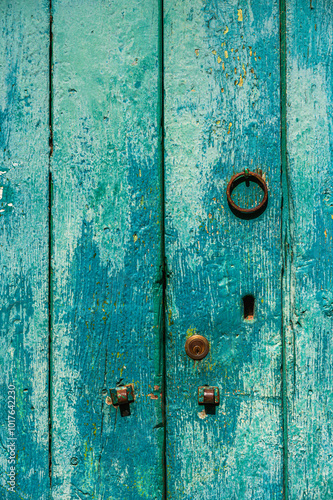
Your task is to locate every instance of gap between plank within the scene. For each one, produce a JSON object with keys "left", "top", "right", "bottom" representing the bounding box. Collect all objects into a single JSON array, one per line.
[
  {"left": 279, "top": 0, "right": 289, "bottom": 498},
  {"left": 158, "top": 0, "right": 167, "bottom": 498},
  {"left": 48, "top": 0, "right": 54, "bottom": 489}
]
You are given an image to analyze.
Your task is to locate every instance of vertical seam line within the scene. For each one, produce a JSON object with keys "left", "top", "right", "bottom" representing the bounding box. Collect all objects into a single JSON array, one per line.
[
  {"left": 48, "top": 0, "right": 53, "bottom": 492},
  {"left": 159, "top": 0, "right": 167, "bottom": 497},
  {"left": 280, "top": 0, "right": 288, "bottom": 498}
]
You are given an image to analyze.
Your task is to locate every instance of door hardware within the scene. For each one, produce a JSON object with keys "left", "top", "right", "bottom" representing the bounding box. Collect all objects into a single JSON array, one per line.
[
  {"left": 185, "top": 334, "right": 209, "bottom": 360},
  {"left": 226, "top": 170, "right": 268, "bottom": 219},
  {"left": 106, "top": 384, "right": 134, "bottom": 417},
  {"left": 198, "top": 386, "right": 220, "bottom": 405}
]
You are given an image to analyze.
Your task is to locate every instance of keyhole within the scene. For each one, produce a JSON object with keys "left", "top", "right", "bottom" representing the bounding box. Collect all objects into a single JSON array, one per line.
[
  {"left": 243, "top": 295, "right": 255, "bottom": 320},
  {"left": 194, "top": 345, "right": 200, "bottom": 354}
]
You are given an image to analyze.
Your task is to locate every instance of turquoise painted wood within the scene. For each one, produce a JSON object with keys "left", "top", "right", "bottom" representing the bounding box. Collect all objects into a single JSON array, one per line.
[
  {"left": 285, "top": 0, "right": 333, "bottom": 497},
  {"left": 0, "top": 2, "right": 50, "bottom": 499},
  {"left": 50, "top": 0, "right": 164, "bottom": 498},
  {"left": 2, "top": 1, "right": 333, "bottom": 498},
  {"left": 164, "top": 1, "right": 284, "bottom": 498}
]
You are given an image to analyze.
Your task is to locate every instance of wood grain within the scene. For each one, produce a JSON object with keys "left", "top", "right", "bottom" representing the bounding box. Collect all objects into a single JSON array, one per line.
[
  {"left": 0, "top": 1, "right": 50, "bottom": 498},
  {"left": 164, "top": 1, "right": 284, "bottom": 497},
  {"left": 286, "top": 0, "right": 333, "bottom": 497},
  {"left": 51, "top": 0, "right": 164, "bottom": 498}
]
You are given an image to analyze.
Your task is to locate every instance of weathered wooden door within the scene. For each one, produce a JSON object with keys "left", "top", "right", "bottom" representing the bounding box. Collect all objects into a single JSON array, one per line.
[{"left": 1, "top": 1, "right": 333, "bottom": 499}]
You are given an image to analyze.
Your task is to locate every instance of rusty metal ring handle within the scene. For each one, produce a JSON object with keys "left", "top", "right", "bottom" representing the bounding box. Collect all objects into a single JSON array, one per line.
[{"left": 226, "top": 170, "right": 268, "bottom": 218}]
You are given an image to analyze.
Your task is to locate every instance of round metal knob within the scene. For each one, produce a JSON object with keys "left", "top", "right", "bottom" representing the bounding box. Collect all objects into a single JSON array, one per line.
[{"left": 185, "top": 335, "right": 209, "bottom": 360}]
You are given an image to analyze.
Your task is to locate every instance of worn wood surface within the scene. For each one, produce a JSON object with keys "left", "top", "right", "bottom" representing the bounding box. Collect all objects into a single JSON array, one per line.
[
  {"left": 51, "top": 0, "right": 164, "bottom": 498},
  {"left": 2, "top": 1, "right": 333, "bottom": 497},
  {"left": 285, "top": 1, "right": 333, "bottom": 497},
  {"left": 164, "top": 1, "right": 284, "bottom": 498},
  {"left": 0, "top": 1, "right": 50, "bottom": 498}
]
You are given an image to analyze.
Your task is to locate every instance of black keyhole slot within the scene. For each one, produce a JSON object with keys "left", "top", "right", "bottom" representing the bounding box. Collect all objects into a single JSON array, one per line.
[{"left": 243, "top": 295, "right": 255, "bottom": 321}]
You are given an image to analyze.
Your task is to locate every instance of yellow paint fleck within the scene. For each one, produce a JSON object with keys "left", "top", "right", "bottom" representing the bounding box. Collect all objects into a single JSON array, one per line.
[
  {"left": 250, "top": 48, "right": 253, "bottom": 56},
  {"left": 216, "top": 120, "right": 220, "bottom": 125},
  {"left": 226, "top": 73, "right": 229, "bottom": 78},
  {"left": 195, "top": 49, "right": 199, "bottom": 56},
  {"left": 238, "top": 9, "right": 243, "bottom": 21},
  {"left": 235, "top": 80, "right": 238, "bottom": 85},
  {"left": 242, "top": 63, "right": 246, "bottom": 76},
  {"left": 222, "top": 62, "right": 225, "bottom": 70},
  {"left": 139, "top": 169, "right": 141, "bottom": 177},
  {"left": 186, "top": 327, "right": 198, "bottom": 339},
  {"left": 325, "top": 229, "right": 327, "bottom": 238},
  {"left": 221, "top": 88, "right": 224, "bottom": 93},
  {"left": 133, "top": 234, "right": 138, "bottom": 242},
  {"left": 331, "top": 214, "right": 333, "bottom": 219},
  {"left": 231, "top": 48, "right": 234, "bottom": 52},
  {"left": 224, "top": 26, "right": 229, "bottom": 34},
  {"left": 208, "top": 213, "right": 213, "bottom": 218},
  {"left": 221, "top": 41, "right": 225, "bottom": 47},
  {"left": 234, "top": 67, "right": 237, "bottom": 74},
  {"left": 212, "top": 49, "right": 217, "bottom": 55},
  {"left": 239, "top": 75, "right": 244, "bottom": 86},
  {"left": 227, "top": 122, "right": 232, "bottom": 134},
  {"left": 217, "top": 56, "right": 222, "bottom": 63},
  {"left": 224, "top": 50, "right": 228, "bottom": 58}
]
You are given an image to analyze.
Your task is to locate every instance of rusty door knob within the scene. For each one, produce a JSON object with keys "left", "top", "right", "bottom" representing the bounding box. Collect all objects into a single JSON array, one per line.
[{"left": 185, "top": 335, "right": 209, "bottom": 360}]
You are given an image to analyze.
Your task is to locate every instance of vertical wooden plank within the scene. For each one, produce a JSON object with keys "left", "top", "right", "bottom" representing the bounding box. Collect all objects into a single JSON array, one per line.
[
  {"left": 51, "top": 0, "right": 164, "bottom": 497},
  {"left": 0, "top": 1, "right": 50, "bottom": 498},
  {"left": 286, "top": 1, "right": 333, "bottom": 497},
  {"left": 164, "top": 1, "right": 283, "bottom": 498}
]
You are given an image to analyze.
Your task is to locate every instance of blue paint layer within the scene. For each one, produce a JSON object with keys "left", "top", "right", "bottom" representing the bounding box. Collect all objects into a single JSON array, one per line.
[
  {"left": 0, "top": 1, "right": 50, "bottom": 498},
  {"left": 286, "top": 0, "right": 333, "bottom": 497},
  {"left": 51, "top": 1, "right": 164, "bottom": 497},
  {"left": 164, "top": 0, "right": 283, "bottom": 497}
]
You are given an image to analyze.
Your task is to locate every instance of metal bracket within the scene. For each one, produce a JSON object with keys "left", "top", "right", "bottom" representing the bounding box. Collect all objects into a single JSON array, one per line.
[
  {"left": 106, "top": 384, "right": 135, "bottom": 417},
  {"left": 198, "top": 386, "right": 220, "bottom": 405}
]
